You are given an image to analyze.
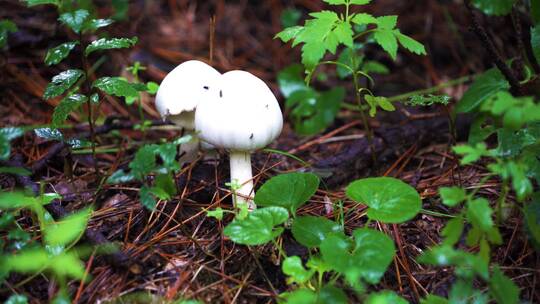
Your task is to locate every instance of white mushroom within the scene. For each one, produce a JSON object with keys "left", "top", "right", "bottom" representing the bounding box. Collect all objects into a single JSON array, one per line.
[
  {"left": 195, "top": 70, "right": 283, "bottom": 209},
  {"left": 155, "top": 60, "right": 221, "bottom": 162}
]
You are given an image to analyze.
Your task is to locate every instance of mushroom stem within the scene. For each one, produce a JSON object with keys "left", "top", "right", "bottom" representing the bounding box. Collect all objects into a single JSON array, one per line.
[
  {"left": 229, "top": 150, "right": 255, "bottom": 210},
  {"left": 178, "top": 130, "right": 200, "bottom": 164}
]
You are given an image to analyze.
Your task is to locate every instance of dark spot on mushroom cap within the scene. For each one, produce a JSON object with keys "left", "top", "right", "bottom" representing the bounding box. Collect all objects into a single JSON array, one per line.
[
  {"left": 220, "top": 90, "right": 223, "bottom": 98},
  {"left": 250, "top": 133, "right": 254, "bottom": 139},
  {"left": 203, "top": 86, "right": 209, "bottom": 90},
  {"left": 265, "top": 104, "right": 269, "bottom": 109}
]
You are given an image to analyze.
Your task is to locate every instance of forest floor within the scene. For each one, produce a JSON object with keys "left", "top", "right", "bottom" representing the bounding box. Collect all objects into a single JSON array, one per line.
[{"left": 0, "top": 0, "right": 538, "bottom": 303}]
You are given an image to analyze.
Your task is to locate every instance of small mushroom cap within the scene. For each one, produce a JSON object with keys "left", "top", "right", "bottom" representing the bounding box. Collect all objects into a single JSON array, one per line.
[
  {"left": 195, "top": 70, "right": 283, "bottom": 151},
  {"left": 155, "top": 60, "right": 220, "bottom": 129}
]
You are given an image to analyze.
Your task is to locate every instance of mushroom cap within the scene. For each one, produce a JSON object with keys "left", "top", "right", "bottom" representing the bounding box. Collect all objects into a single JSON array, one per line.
[
  {"left": 155, "top": 60, "right": 221, "bottom": 129},
  {"left": 195, "top": 70, "right": 283, "bottom": 151}
]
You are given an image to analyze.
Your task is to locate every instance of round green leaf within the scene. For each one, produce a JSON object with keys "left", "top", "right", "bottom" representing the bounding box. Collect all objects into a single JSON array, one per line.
[
  {"left": 282, "top": 256, "right": 314, "bottom": 284},
  {"left": 318, "top": 285, "right": 348, "bottom": 304},
  {"left": 255, "top": 173, "right": 320, "bottom": 214},
  {"left": 223, "top": 207, "right": 289, "bottom": 245},
  {"left": 291, "top": 215, "right": 342, "bottom": 248},
  {"left": 365, "top": 291, "right": 409, "bottom": 304},
  {"left": 346, "top": 177, "right": 421, "bottom": 223}
]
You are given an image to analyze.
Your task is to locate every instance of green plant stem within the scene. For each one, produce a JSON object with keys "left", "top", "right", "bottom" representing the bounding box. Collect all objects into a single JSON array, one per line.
[
  {"left": 79, "top": 34, "right": 100, "bottom": 180},
  {"left": 496, "top": 181, "right": 509, "bottom": 225},
  {"left": 272, "top": 239, "right": 287, "bottom": 260}
]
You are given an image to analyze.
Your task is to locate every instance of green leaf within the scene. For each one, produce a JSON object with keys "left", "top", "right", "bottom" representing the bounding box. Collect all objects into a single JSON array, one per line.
[
  {"left": 374, "top": 29, "right": 398, "bottom": 60},
  {"left": 49, "top": 251, "right": 86, "bottom": 280},
  {"left": 82, "top": 19, "right": 114, "bottom": 33},
  {"left": 350, "top": 0, "right": 372, "bottom": 4},
  {"left": 346, "top": 177, "right": 422, "bottom": 223},
  {"left": 44, "top": 207, "right": 92, "bottom": 246},
  {"left": 43, "top": 69, "right": 84, "bottom": 100},
  {"left": 291, "top": 215, "right": 342, "bottom": 248},
  {"left": 280, "top": 288, "right": 317, "bottom": 304},
  {"left": 4, "top": 249, "right": 49, "bottom": 273},
  {"left": 365, "top": 95, "right": 395, "bottom": 117},
  {"left": 453, "top": 143, "right": 489, "bottom": 165},
  {"left": 0, "top": 20, "right": 18, "bottom": 49},
  {"left": 489, "top": 267, "right": 520, "bottom": 304},
  {"left": 318, "top": 285, "right": 348, "bottom": 304},
  {"left": 34, "top": 128, "right": 64, "bottom": 141},
  {"left": 0, "top": 127, "right": 24, "bottom": 160},
  {"left": 420, "top": 295, "right": 449, "bottom": 304},
  {"left": 322, "top": 0, "right": 347, "bottom": 5},
  {"left": 206, "top": 207, "right": 224, "bottom": 221},
  {"left": 334, "top": 22, "right": 354, "bottom": 48},
  {"left": 442, "top": 217, "right": 464, "bottom": 246},
  {"left": 129, "top": 145, "right": 157, "bottom": 179},
  {"left": 363, "top": 60, "right": 389, "bottom": 75},
  {"left": 277, "top": 64, "right": 308, "bottom": 98},
  {"left": 376, "top": 16, "right": 398, "bottom": 30},
  {"left": 466, "top": 198, "right": 494, "bottom": 232},
  {"left": 365, "top": 291, "right": 409, "bottom": 304},
  {"left": 275, "top": 26, "right": 304, "bottom": 43},
  {"left": 154, "top": 173, "right": 177, "bottom": 198},
  {"left": 45, "top": 41, "right": 78, "bottom": 66},
  {"left": 472, "top": 0, "right": 516, "bottom": 16},
  {"left": 320, "top": 228, "right": 395, "bottom": 284},
  {"left": 456, "top": 68, "right": 510, "bottom": 113},
  {"left": 107, "top": 170, "right": 136, "bottom": 184},
  {"left": 140, "top": 185, "right": 157, "bottom": 210},
  {"left": 52, "top": 94, "right": 87, "bottom": 127},
  {"left": 351, "top": 13, "right": 378, "bottom": 25},
  {"left": 282, "top": 256, "right": 314, "bottom": 284},
  {"left": 92, "top": 77, "right": 139, "bottom": 101},
  {"left": 439, "top": 187, "right": 467, "bottom": 207},
  {"left": 223, "top": 206, "right": 289, "bottom": 245},
  {"left": 395, "top": 31, "right": 426, "bottom": 55},
  {"left": 85, "top": 37, "right": 137, "bottom": 56},
  {"left": 524, "top": 193, "right": 540, "bottom": 250},
  {"left": 58, "top": 9, "right": 90, "bottom": 34},
  {"left": 4, "top": 295, "right": 28, "bottom": 304},
  {"left": 0, "top": 191, "right": 39, "bottom": 209},
  {"left": 255, "top": 172, "right": 319, "bottom": 214},
  {"left": 22, "top": 0, "right": 59, "bottom": 7},
  {"left": 0, "top": 167, "right": 31, "bottom": 176}
]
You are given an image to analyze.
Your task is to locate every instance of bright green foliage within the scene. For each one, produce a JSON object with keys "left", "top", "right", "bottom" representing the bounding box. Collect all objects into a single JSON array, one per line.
[
  {"left": 406, "top": 94, "right": 450, "bottom": 107},
  {"left": 44, "top": 207, "right": 92, "bottom": 246},
  {"left": 223, "top": 207, "right": 289, "bottom": 245},
  {"left": 453, "top": 143, "right": 490, "bottom": 164},
  {"left": 456, "top": 68, "right": 510, "bottom": 113},
  {"left": 277, "top": 64, "right": 345, "bottom": 135},
  {"left": 93, "top": 77, "right": 140, "bottom": 102},
  {"left": 320, "top": 228, "right": 395, "bottom": 284},
  {"left": 254, "top": 172, "right": 320, "bottom": 214},
  {"left": 472, "top": 0, "right": 516, "bottom": 16},
  {"left": 364, "top": 95, "right": 395, "bottom": 117},
  {"left": 441, "top": 217, "right": 464, "bottom": 246},
  {"left": 365, "top": 291, "right": 409, "bottom": 304},
  {"left": 59, "top": 9, "right": 90, "bottom": 34},
  {"left": 282, "top": 256, "right": 315, "bottom": 284},
  {"left": 85, "top": 37, "right": 138, "bottom": 56},
  {"left": 0, "top": 127, "right": 24, "bottom": 160},
  {"left": 52, "top": 94, "right": 88, "bottom": 127},
  {"left": 346, "top": 177, "right": 422, "bottom": 223},
  {"left": 0, "top": 20, "right": 18, "bottom": 49},
  {"left": 280, "top": 288, "right": 317, "bottom": 304},
  {"left": 439, "top": 187, "right": 467, "bottom": 207},
  {"left": 291, "top": 215, "right": 342, "bottom": 248},
  {"left": 489, "top": 267, "right": 520, "bottom": 304},
  {"left": 206, "top": 207, "right": 224, "bottom": 221},
  {"left": 45, "top": 41, "right": 79, "bottom": 66},
  {"left": 43, "top": 69, "right": 84, "bottom": 100}
]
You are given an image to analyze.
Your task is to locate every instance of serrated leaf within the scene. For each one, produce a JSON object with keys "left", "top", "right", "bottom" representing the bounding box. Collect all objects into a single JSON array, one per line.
[
  {"left": 58, "top": 9, "right": 89, "bottom": 34},
  {"left": 374, "top": 29, "right": 398, "bottom": 60},
  {"left": 351, "top": 13, "right": 378, "bottom": 25},
  {"left": 22, "top": 0, "right": 58, "bottom": 6},
  {"left": 466, "top": 198, "right": 494, "bottom": 232},
  {"left": 439, "top": 187, "right": 467, "bottom": 207},
  {"left": 301, "top": 38, "right": 328, "bottom": 68},
  {"left": 34, "top": 128, "right": 64, "bottom": 141},
  {"left": 82, "top": 19, "right": 114, "bottom": 33},
  {"left": 333, "top": 22, "right": 354, "bottom": 48},
  {"left": 44, "top": 207, "right": 92, "bottom": 246},
  {"left": 395, "top": 30, "right": 426, "bottom": 55},
  {"left": 43, "top": 69, "right": 84, "bottom": 100},
  {"left": 255, "top": 172, "right": 320, "bottom": 214},
  {"left": 376, "top": 15, "right": 398, "bottom": 30},
  {"left": 223, "top": 206, "right": 289, "bottom": 245},
  {"left": 129, "top": 145, "right": 157, "bottom": 179},
  {"left": 350, "top": 0, "right": 372, "bottom": 5},
  {"left": 85, "top": 37, "right": 137, "bottom": 56},
  {"left": 52, "top": 93, "right": 87, "bottom": 127},
  {"left": 442, "top": 217, "right": 464, "bottom": 246},
  {"left": 275, "top": 26, "right": 304, "bottom": 43},
  {"left": 456, "top": 68, "right": 510, "bottom": 113},
  {"left": 322, "top": 0, "right": 347, "bottom": 5},
  {"left": 291, "top": 215, "right": 342, "bottom": 248},
  {"left": 92, "top": 77, "right": 139, "bottom": 101},
  {"left": 489, "top": 267, "right": 520, "bottom": 304},
  {"left": 472, "top": 0, "right": 516, "bottom": 16},
  {"left": 140, "top": 185, "right": 157, "bottom": 210},
  {"left": 45, "top": 41, "right": 78, "bottom": 66},
  {"left": 346, "top": 177, "right": 421, "bottom": 223}
]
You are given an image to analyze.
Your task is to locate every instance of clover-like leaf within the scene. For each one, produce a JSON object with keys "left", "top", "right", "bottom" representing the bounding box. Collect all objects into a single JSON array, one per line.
[
  {"left": 223, "top": 206, "right": 289, "bottom": 245},
  {"left": 43, "top": 69, "right": 84, "bottom": 100},
  {"left": 255, "top": 172, "right": 319, "bottom": 214},
  {"left": 346, "top": 177, "right": 421, "bottom": 223},
  {"left": 85, "top": 37, "right": 138, "bottom": 56},
  {"left": 291, "top": 215, "right": 342, "bottom": 248},
  {"left": 45, "top": 41, "right": 78, "bottom": 66}
]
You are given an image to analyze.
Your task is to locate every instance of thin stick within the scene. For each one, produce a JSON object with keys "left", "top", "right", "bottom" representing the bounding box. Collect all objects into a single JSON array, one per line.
[{"left": 209, "top": 16, "right": 216, "bottom": 65}]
